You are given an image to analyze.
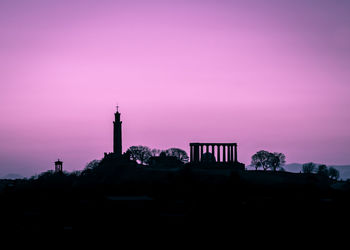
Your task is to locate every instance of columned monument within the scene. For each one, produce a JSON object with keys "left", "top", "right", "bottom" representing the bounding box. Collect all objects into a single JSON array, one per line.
[
  {"left": 113, "top": 106, "right": 122, "bottom": 156},
  {"left": 189, "top": 143, "right": 239, "bottom": 164}
]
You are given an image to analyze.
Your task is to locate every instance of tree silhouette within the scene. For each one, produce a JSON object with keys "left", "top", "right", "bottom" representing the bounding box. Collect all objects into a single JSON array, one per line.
[
  {"left": 127, "top": 146, "right": 152, "bottom": 165},
  {"left": 251, "top": 150, "right": 271, "bottom": 170},
  {"left": 251, "top": 150, "right": 285, "bottom": 171},
  {"left": 269, "top": 152, "right": 286, "bottom": 172},
  {"left": 81, "top": 159, "right": 101, "bottom": 175},
  {"left": 70, "top": 170, "right": 82, "bottom": 177},
  {"left": 151, "top": 148, "right": 162, "bottom": 157},
  {"left": 302, "top": 162, "right": 316, "bottom": 174},
  {"left": 317, "top": 164, "right": 329, "bottom": 177},
  {"left": 328, "top": 167, "right": 339, "bottom": 180},
  {"left": 38, "top": 170, "right": 55, "bottom": 179},
  {"left": 85, "top": 160, "right": 100, "bottom": 170},
  {"left": 165, "top": 148, "right": 189, "bottom": 163}
]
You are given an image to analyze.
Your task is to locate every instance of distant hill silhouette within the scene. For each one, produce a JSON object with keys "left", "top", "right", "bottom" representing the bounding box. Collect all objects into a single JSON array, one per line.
[
  {"left": 1, "top": 173, "right": 24, "bottom": 180},
  {"left": 246, "top": 163, "right": 350, "bottom": 180},
  {"left": 283, "top": 163, "right": 350, "bottom": 180}
]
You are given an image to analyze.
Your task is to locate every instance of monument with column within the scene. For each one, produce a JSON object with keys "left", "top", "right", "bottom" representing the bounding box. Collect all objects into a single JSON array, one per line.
[
  {"left": 103, "top": 106, "right": 125, "bottom": 160},
  {"left": 189, "top": 142, "right": 244, "bottom": 169},
  {"left": 113, "top": 106, "right": 122, "bottom": 156}
]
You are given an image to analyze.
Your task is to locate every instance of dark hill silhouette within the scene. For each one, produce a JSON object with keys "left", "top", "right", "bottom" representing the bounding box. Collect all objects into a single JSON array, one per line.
[
  {"left": 1, "top": 155, "right": 350, "bottom": 237},
  {"left": 1, "top": 173, "right": 24, "bottom": 180}
]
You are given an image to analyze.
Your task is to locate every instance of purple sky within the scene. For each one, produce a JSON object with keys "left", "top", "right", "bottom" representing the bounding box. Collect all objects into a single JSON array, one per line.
[{"left": 1, "top": 0, "right": 350, "bottom": 177}]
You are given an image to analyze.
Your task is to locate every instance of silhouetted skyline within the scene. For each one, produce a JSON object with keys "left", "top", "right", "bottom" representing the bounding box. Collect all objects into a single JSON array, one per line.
[{"left": 1, "top": 0, "right": 350, "bottom": 176}]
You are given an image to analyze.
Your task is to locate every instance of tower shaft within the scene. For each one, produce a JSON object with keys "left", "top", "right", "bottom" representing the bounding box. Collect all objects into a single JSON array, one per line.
[{"left": 113, "top": 111, "right": 122, "bottom": 156}]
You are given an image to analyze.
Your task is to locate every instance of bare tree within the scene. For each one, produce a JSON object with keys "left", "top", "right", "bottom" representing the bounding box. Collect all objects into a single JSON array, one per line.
[
  {"left": 302, "top": 162, "right": 316, "bottom": 174},
  {"left": 165, "top": 148, "right": 189, "bottom": 163},
  {"left": 127, "top": 146, "right": 152, "bottom": 165}
]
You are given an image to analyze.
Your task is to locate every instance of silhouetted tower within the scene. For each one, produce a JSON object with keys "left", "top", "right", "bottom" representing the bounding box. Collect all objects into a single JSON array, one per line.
[
  {"left": 113, "top": 106, "right": 122, "bottom": 156},
  {"left": 55, "top": 159, "right": 63, "bottom": 173}
]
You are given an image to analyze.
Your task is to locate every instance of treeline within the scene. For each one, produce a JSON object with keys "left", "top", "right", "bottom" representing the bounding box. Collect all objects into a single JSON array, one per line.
[
  {"left": 250, "top": 150, "right": 286, "bottom": 171},
  {"left": 302, "top": 162, "right": 340, "bottom": 180},
  {"left": 250, "top": 149, "right": 340, "bottom": 180},
  {"left": 2, "top": 145, "right": 188, "bottom": 187},
  {"left": 125, "top": 146, "right": 189, "bottom": 165}
]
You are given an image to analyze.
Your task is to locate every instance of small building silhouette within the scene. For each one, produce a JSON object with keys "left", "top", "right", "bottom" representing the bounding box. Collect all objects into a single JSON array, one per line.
[{"left": 55, "top": 159, "right": 63, "bottom": 173}]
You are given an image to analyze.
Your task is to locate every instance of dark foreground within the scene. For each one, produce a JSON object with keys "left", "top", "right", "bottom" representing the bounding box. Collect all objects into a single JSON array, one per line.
[{"left": 1, "top": 161, "right": 350, "bottom": 240}]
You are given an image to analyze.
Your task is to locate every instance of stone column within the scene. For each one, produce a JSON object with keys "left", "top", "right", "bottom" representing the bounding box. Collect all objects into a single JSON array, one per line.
[
  {"left": 227, "top": 145, "right": 229, "bottom": 162},
  {"left": 217, "top": 145, "right": 220, "bottom": 162},
  {"left": 228, "top": 145, "right": 231, "bottom": 162},
  {"left": 190, "top": 145, "right": 193, "bottom": 162},
  {"left": 200, "top": 145, "right": 204, "bottom": 162},
  {"left": 211, "top": 144, "right": 215, "bottom": 157},
  {"left": 223, "top": 145, "right": 226, "bottom": 162},
  {"left": 231, "top": 145, "right": 233, "bottom": 162},
  {"left": 234, "top": 144, "right": 237, "bottom": 162},
  {"left": 227, "top": 145, "right": 230, "bottom": 162},
  {"left": 230, "top": 145, "right": 234, "bottom": 162},
  {"left": 194, "top": 145, "right": 200, "bottom": 163}
]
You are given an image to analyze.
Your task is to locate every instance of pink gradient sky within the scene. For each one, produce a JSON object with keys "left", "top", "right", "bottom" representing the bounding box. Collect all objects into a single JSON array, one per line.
[{"left": 1, "top": 0, "right": 350, "bottom": 176}]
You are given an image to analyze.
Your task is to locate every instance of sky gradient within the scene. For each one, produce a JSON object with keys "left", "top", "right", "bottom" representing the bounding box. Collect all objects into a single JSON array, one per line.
[{"left": 1, "top": 0, "right": 350, "bottom": 177}]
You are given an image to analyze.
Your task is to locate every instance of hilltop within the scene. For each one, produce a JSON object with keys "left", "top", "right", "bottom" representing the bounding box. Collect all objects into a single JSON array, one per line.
[{"left": 0, "top": 156, "right": 349, "bottom": 236}]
